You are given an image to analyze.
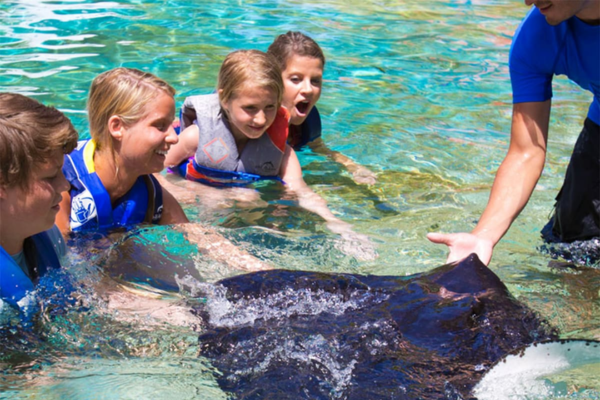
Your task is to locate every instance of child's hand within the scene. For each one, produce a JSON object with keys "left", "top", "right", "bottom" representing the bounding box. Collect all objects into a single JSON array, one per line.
[
  {"left": 327, "top": 221, "right": 378, "bottom": 261},
  {"left": 351, "top": 165, "right": 377, "bottom": 185}
]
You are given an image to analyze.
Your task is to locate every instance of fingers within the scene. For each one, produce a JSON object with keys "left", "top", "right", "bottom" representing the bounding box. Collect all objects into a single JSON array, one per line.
[{"left": 426, "top": 232, "right": 452, "bottom": 245}]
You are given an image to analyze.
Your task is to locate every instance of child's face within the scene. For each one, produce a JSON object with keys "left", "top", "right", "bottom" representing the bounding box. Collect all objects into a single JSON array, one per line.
[
  {"left": 0, "top": 149, "right": 69, "bottom": 245},
  {"left": 120, "top": 91, "right": 177, "bottom": 174},
  {"left": 281, "top": 55, "right": 323, "bottom": 126},
  {"left": 222, "top": 86, "right": 278, "bottom": 141}
]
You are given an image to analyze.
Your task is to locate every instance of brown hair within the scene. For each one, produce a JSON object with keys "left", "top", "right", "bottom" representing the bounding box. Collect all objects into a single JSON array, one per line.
[
  {"left": 87, "top": 67, "right": 176, "bottom": 155},
  {"left": 0, "top": 93, "right": 78, "bottom": 189},
  {"left": 217, "top": 50, "right": 283, "bottom": 107},
  {"left": 267, "top": 31, "right": 326, "bottom": 72}
]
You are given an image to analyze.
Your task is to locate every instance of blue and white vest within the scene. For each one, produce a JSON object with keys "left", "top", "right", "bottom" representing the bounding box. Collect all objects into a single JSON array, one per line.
[{"left": 62, "top": 140, "right": 163, "bottom": 232}]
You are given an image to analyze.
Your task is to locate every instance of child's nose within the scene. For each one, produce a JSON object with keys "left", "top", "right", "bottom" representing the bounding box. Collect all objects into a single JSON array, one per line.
[
  {"left": 300, "top": 79, "right": 313, "bottom": 94},
  {"left": 255, "top": 111, "right": 267, "bottom": 125},
  {"left": 56, "top": 170, "right": 70, "bottom": 193},
  {"left": 166, "top": 125, "right": 179, "bottom": 144}
]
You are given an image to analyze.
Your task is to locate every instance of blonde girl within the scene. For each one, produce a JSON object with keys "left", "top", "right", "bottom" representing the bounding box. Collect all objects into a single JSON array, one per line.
[
  {"left": 165, "top": 50, "right": 376, "bottom": 259},
  {"left": 57, "top": 67, "right": 268, "bottom": 271}
]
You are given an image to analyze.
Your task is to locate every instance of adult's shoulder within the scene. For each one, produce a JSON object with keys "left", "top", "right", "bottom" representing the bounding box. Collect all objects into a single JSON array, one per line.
[{"left": 510, "top": 7, "right": 568, "bottom": 77}]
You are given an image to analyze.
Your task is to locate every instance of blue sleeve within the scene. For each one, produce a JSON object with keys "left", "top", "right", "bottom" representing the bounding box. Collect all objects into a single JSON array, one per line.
[{"left": 509, "top": 8, "right": 560, "bottom": 104}]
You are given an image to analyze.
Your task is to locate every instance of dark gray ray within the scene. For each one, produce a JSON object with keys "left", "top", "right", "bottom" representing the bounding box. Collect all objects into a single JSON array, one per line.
[{"left": 194, "top": 254, "right": 558, "bottom": 399}]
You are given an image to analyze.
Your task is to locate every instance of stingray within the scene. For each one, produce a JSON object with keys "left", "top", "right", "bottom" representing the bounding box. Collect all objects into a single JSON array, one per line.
[{"left": 192, "top": 254, "right": 566, "bottom": 399}]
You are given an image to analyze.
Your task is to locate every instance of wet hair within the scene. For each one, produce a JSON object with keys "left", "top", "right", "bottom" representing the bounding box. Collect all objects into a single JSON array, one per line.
[
  {"left": 87, "top": 67, "right": 176, "bottom": 155},
  {"left": 217, "top": 50, "right": 283, "bottom": 107},
  {"left": 0, "top": 93, "right": 78, "bottom": 190},
  {"left": 267, "top": 31, "right": 326, "bottom": 72}
]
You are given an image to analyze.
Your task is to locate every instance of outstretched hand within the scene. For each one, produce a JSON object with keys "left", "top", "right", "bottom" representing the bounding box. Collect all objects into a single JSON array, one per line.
[{"left": 426, "top": 232, "right": 494, "bottom": 266}]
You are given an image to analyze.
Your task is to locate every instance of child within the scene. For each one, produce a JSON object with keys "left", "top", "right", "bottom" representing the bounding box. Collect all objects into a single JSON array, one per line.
[
  {"left": 267, "top": 31, "right": 377, "bottom": 185},
  {"left": 165, "top": 50, "right": 376, "bottom": 258},
  {"left": 0, "top": 93, "right": 78, "bottom": 306},
  {"left": 56, "top": 67, "right": 186, "bottom": 233},
  {"left": 57, "top": 67, "right": 269, "bottom": 272}
]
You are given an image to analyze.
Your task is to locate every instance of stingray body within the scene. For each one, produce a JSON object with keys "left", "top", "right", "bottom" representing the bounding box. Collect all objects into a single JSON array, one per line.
[{"left": 195, "top": 255, "right": 558, "bottom": 399}]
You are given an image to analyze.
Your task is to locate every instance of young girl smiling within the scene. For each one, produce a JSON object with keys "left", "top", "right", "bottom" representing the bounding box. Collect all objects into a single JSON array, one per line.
[{"left": 165, "top": 50, "right": 376, "bottom": 259}]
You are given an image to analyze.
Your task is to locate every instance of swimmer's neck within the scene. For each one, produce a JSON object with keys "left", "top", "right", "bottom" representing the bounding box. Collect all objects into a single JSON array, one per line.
[{"left": 94, "top": 149, "right": 140, "bottom": 204}]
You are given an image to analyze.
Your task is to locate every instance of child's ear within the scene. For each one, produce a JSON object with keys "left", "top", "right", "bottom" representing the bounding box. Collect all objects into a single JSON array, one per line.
[{"left": 107, "top": 115, "right": 124, "bottom": 141}]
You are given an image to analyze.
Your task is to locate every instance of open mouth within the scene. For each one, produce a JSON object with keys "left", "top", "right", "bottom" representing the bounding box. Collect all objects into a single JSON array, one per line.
[
  {"left": 155, "top": 149, "right": 168, "bottom": 156},
  {"left": 295, "top": 100, "right": 310, "bottom": 115}
]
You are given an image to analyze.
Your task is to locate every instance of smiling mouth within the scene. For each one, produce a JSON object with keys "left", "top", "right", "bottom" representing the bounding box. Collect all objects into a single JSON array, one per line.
[{"left": 155, "top": 150, "right": 168, "bottom": 156}]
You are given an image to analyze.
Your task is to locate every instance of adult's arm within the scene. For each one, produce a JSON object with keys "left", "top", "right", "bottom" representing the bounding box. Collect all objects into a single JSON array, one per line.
[{"left": 427, "top": 100, "right": 551, "bottom": 265}]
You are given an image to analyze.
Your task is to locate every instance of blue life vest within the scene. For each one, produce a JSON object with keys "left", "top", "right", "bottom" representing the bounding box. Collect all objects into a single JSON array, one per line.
[
  {"left": 0, "top": 230, "right": 61, "bottom": 307},
  {"left": 289, "top": 106, "right": 322, "bottom": 150},
  {"left": 62, "top": 140, "right": 164, "bottom": 232}
]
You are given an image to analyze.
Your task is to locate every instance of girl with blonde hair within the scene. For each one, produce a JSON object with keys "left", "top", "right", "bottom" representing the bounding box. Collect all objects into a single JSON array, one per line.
[
  {"left": 165, "top": 50, "right": 376, "bottom": 259},
  {"left": 57, "top": 67, "right": 269, "bottom": 272}
]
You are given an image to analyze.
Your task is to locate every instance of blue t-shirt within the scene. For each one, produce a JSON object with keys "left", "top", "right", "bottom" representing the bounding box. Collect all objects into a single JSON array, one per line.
[{"left": 509, "top": 7, "right": 600, "bottom": 125}]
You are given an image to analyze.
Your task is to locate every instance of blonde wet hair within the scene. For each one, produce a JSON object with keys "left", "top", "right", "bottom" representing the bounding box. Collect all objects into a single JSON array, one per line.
[
  {"left": 217, "top": 50, "right": 283, "bottom": 108},
  {"left": 0, "top": 93, "right": 78, "bottom": 189},
  {"left": 87, "top": 67, "right": 176, "bottom": 156}
]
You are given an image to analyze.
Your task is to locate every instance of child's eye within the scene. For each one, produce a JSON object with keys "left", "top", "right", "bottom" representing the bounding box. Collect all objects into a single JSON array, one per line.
[
  {"left": 311, "top": 78, "right": 322, "bottom": 86},
  {"left": 44, "top": 173, "right": 59, "bottom": 182},
  {"left": 289, "top": 76, "right": 301, "bottom": 84}
]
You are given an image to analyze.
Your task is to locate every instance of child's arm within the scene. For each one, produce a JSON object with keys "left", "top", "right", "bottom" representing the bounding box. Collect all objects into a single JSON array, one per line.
[
  {"left": 161, "top": 187, "right": 271, "bottom": 271},
  {"left": 159, "top": 188, "right": 189, "bottom": 224},
  {"left": 164, "top": 125, "right": 200, "bottom": 168},
  {"left": 280, "top": 144, "right": 347, "bottom": 229},
  {"left": 180, "top": 223, "right": 271, "bottom": 272},
  {"left": 280, "top": 145, "right": 377, "bottom": 260},
  {"left": 308, "top": 138, "right": 377, "bottom": 185}
]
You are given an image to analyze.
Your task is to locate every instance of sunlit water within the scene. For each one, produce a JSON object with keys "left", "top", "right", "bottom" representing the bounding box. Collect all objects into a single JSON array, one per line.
[{"left": 1, "top": 0, "right": 599, "bottom": 398}]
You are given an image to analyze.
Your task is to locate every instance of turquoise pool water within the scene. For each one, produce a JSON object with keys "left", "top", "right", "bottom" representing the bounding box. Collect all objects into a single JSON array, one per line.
[{"left": 1, "top": 0, "right": 599, "bottom": 398}]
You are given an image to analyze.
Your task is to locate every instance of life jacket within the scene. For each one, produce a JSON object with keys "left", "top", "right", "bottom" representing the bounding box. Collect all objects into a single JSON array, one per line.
[
  {"left": 288, "top": 106, "right": 322, "bottom": 150},
  {"left": 0, "top": 230, "right": 61, "bottom": 307},
  {"left": 174, "top": 94, "right": 289, "bottom": 187},
  {"left": 62, "top": 140, "right": 164, "bottom": 232}
]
